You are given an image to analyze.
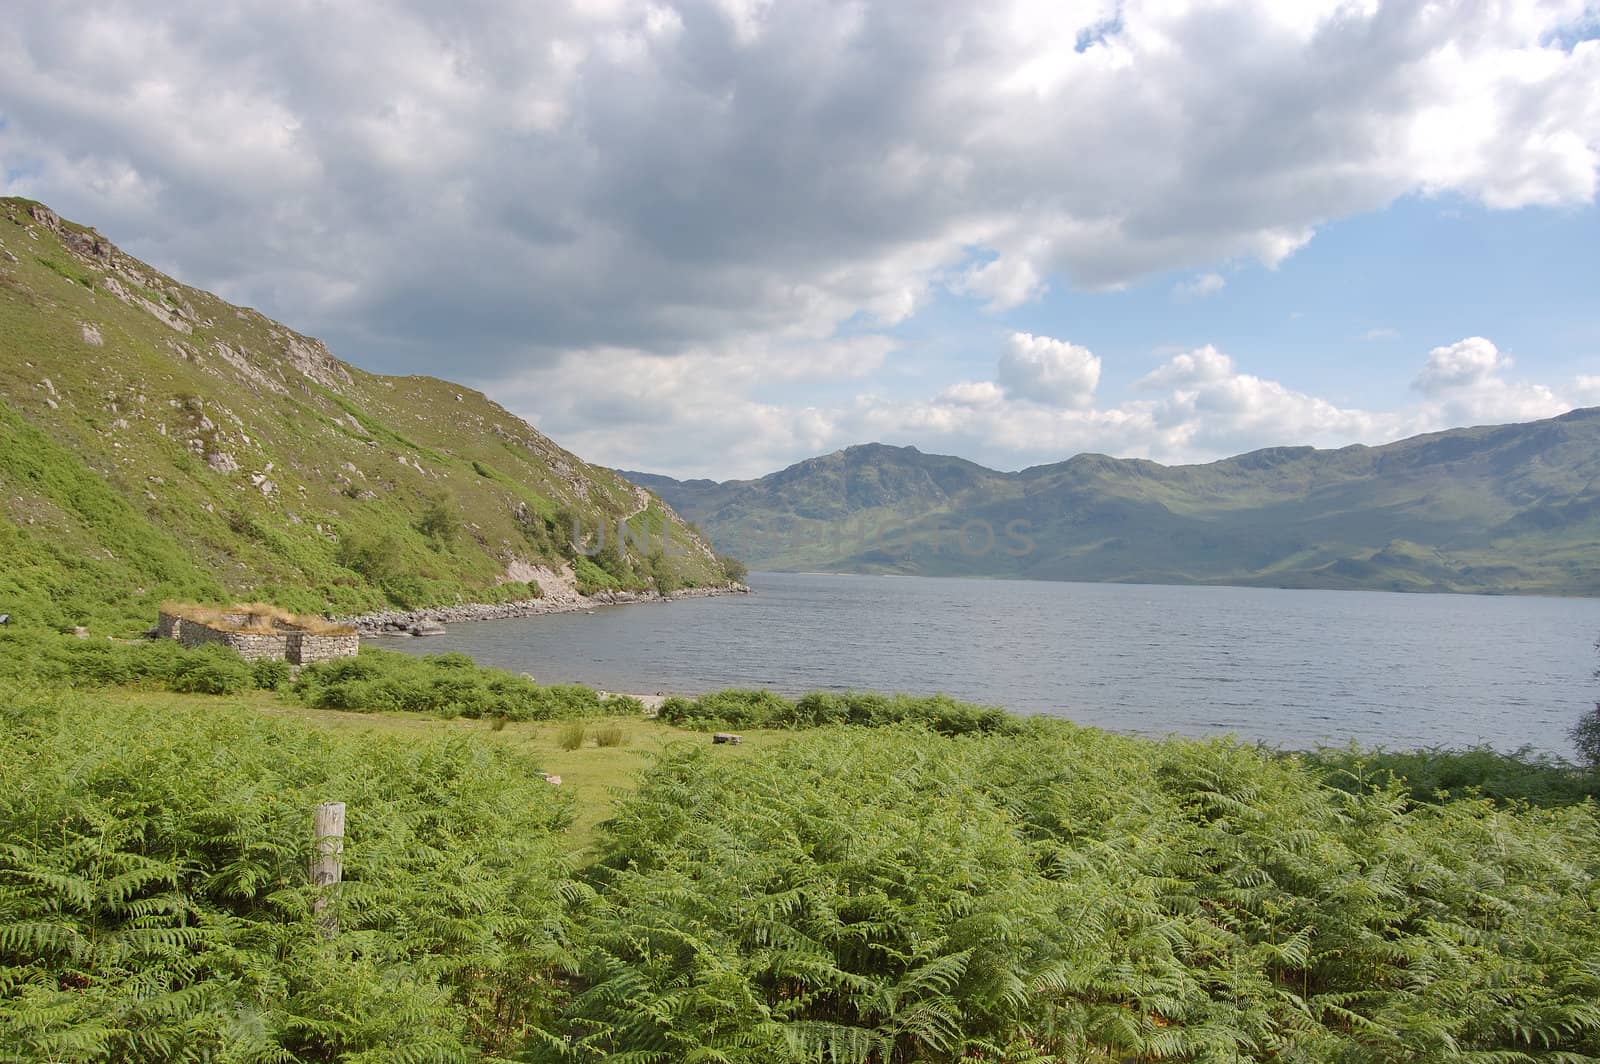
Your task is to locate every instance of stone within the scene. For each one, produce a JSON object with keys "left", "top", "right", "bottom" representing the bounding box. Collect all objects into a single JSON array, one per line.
[{"left": 156, "top": 607, "right": 358, "bottom": 664}]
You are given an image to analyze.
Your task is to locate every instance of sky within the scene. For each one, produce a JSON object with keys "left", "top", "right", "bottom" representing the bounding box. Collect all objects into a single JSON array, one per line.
[{"left": 2, "top": 0, "right": 1599, "bottom": 480}]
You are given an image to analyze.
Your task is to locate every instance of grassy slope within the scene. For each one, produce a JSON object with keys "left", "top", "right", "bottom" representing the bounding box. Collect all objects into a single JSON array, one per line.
[
  {"left": 0, "top": 199, "right": 732, "bottom": 632},
  {"left": 628, "top": 412, "right": 1600, "bottom": 594}
]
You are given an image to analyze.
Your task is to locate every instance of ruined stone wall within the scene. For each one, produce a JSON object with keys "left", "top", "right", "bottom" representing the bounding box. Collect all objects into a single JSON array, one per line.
[
  {"left": 224, "top": 632, "right": 291, "bottom": 662},
  {"left": 174, "top": 622, "right": 288, "bottom": 662},
  {"left": 158, "top": 611, "right": 357, "bottom": 663},
  {"left": 287, "top": 632, "right": 359, "bottom": 665}
]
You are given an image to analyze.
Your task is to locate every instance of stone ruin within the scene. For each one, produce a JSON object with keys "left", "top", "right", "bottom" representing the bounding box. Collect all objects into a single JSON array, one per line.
[{"left": 157, "top": 604, "right": 359, "bottom": 664}]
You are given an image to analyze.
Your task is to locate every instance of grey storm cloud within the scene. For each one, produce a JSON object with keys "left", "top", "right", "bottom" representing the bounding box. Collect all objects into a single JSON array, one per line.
[{"left": 1, "top": 0, "right": 1597, "bottom": 477}]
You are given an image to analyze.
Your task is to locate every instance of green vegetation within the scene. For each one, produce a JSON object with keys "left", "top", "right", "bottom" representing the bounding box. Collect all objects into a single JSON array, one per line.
[
  {"left": 414, "top": 494, "right": 461, "bottom": 547},
  {"left": 0, "top": 688, "right": 573, "bottom": 1061},
  {"left": 1575, "top": 707, "right": 1600, "bottom": 770},
  {"left": 32, "top": 254, "right": 94, "bottom": 289},
  {"left": 660, "top": 687, "right": 1022, "bottom": 736},
  {"left": 554, "top": 727, "right": 1600, "bottom": 1061},
  {"left": 0, "top": 629, "right": 643, "bottom": 722},
  {"left": 1308, "top": 743, "right": 1600, "bottom": 806},
  {"left": 0, "top": 629, "right": 278, "bottom": 695},
  {"left": 1574, "top": 639, "right": 1600, "bottom": 770},
  {"left": 0, "top": 197, "right": 735, "bottom": 634},
  {"left": 5, "top": 634, "right": 1600, "bottom": 1061},
  {"left": 719, "top": 552, "right": 749, "bottom": 583},
  {"left": 627, "top": 414, "right": 1600, "bottom": 593},
  {"left": 558, "top": 721, "right": 588, "bottom": 751}
]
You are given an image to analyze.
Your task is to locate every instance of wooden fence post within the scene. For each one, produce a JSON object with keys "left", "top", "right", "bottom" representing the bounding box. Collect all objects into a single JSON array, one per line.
[{"left": 310, "top": 801, "right": 345, "bottom": 939}]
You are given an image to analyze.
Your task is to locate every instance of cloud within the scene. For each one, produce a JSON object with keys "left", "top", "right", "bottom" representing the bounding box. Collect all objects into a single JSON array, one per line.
[
  {"left": 1410, "top": 336, "right": 1569, "bottom": 424},
  {"left": 484, "top": 329, "right": 1589, "bottom": 477},
  {"left": 1174, "top": 272, "right": 1226, "bottom": 299},
  {"left": 2, "top": 2, "right": 1597, "bottom": 476},
  {"left": 828, "top": 334, "right": 1580, "bottom": 474},
  {"left": 1358, "top": 327, "right": 1399, "bottom": 341},
  {"left": 485, "top": 342, "right": 849, "bottom": 481},
  {"left": 1137, "top": 345, "right": 1238, "bottom": 390},
  {"left": 1, "top": 0, "right": 1597, "bottom": 383},
  {"left": 995, "top": 332, "right": 1101, "bottom": 408},
  {"left": 1414, "top": 336, "right": 1513, "bottom": 394}
]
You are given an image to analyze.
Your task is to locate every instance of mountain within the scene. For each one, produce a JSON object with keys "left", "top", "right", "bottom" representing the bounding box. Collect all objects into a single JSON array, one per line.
[
  {"left": 622, "top": 412, "right": 1600, "bottom": 595},
  {"left": 0, "top": 198, "right": 737, "bottom": 632}
]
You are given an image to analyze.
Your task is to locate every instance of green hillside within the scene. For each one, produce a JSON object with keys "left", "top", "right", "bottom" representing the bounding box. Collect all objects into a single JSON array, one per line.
[
  {"left": 0, "top": 198, "right": 736, "bottom": 632},
  {"left": 624, "top": 411, "right": 1600, "bottom": 594}
]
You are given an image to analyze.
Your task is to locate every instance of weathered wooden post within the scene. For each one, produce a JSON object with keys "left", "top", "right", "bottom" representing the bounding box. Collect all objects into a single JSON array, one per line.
[{"left": 310, "top": 801, "right": 345, "bottom": 939}]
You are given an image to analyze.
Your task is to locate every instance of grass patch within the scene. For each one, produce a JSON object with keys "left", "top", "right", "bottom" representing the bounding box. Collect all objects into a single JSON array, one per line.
[{"left": 33, "top": 254, "right": 94, "bottom": 288}]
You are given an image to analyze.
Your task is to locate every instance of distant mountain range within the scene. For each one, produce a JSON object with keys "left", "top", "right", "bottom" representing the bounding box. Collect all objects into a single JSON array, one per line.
[{"left": 623, "top": 409, "right": 1600, "bottom": 595}]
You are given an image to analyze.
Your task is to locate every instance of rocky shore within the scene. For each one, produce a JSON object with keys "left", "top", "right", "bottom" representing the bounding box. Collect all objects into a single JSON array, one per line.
[{"left": 345, "top": 583, "right": 750, "bottom": 637}]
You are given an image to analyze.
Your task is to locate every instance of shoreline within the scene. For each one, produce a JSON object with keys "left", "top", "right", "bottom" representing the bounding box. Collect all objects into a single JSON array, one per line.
[{"left": 343, "top": 583, "right": 751, "bottom": 637}]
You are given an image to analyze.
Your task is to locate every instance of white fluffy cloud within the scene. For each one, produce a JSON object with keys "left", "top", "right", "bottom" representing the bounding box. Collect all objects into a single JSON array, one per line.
[
  {"left": 996, "top": 332, "right": 1101, "bottom": 408},
  {"left": 1415, "top": 337, "right": 1513, "bottom": 394},
  {"left": 3, "top": 1, "right": 1598, "bottom": 372},
  {"left": 507, "top": 331, "right": 1592, "bottom": 477},
  {"left": 1411, "top": 336, "right": 1570, "bottom": 424},
  {"left": 1, "top": 2, "right": 1597, "bottom": 474},
  {"left": 839, "top": 338, "right": 1389, "bottom": 469}
]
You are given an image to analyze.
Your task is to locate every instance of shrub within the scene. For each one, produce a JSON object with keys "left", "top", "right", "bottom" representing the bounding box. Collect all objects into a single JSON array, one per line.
[
  {"left": 293, "top": 648, "right": 546, "bottom": 720},
  {"left": 599, "top": 693, "right": 645, "bottom": 716},
  {"left": 168, "top": 644, "right": 255, "bottom": 695},
  {"left": 288, "top": 651, "right": 644, "bottom": 723},
  {"left": 1309, "top": 743, "right": 1600, "bottom": 806},
  {"left": 657, "top": 687, "right": 793, "bottom": 728},
  {"left": 335, "top": 530, "right": 402, "bottom": 583},
  {"left": 573, "top": 555, "right": 621, "bottom": 596},
  {"left": 780, "top": 691, "right": 855, "bottom": 727},
  {"left": 718, "top": 553, "right": 748, "bottom": 584},
  {"left": 1568, "top": 704, "right": 1600, "bottom": 770},
  {"left": 415, "top": 496, "right": 460, "bottom": 547},
  {"left": 593, "top": 724, "right": 627, "bottom": 747},
  {"left": 252, "top": 657, "right": 293, "bottom": 691},
  {"left": 656, "top": 695, "right": 695, "bottom": 721},
  {"left": 534, "top": 683, "right": 605, "bottom": 717},
  {"left": 657, "top": 687, "right": 1020, "bottom": 736},
  {"left": 557, "top": 721, "right": 586, "bottom": 750},
  {"left": 646, "top": 549, "right": 682, "bottom": 596}
]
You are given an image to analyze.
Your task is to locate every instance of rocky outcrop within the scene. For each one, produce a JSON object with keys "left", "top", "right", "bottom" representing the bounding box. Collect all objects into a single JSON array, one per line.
[
  {"left": 27, "top": 203, "right": 60, "bottom": 231},
  {"left": 347, "top": 583, "right": 750, "bottom": 636},
  {"left": 101, "top": 275, "right": 194, "bottom": 334}
]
